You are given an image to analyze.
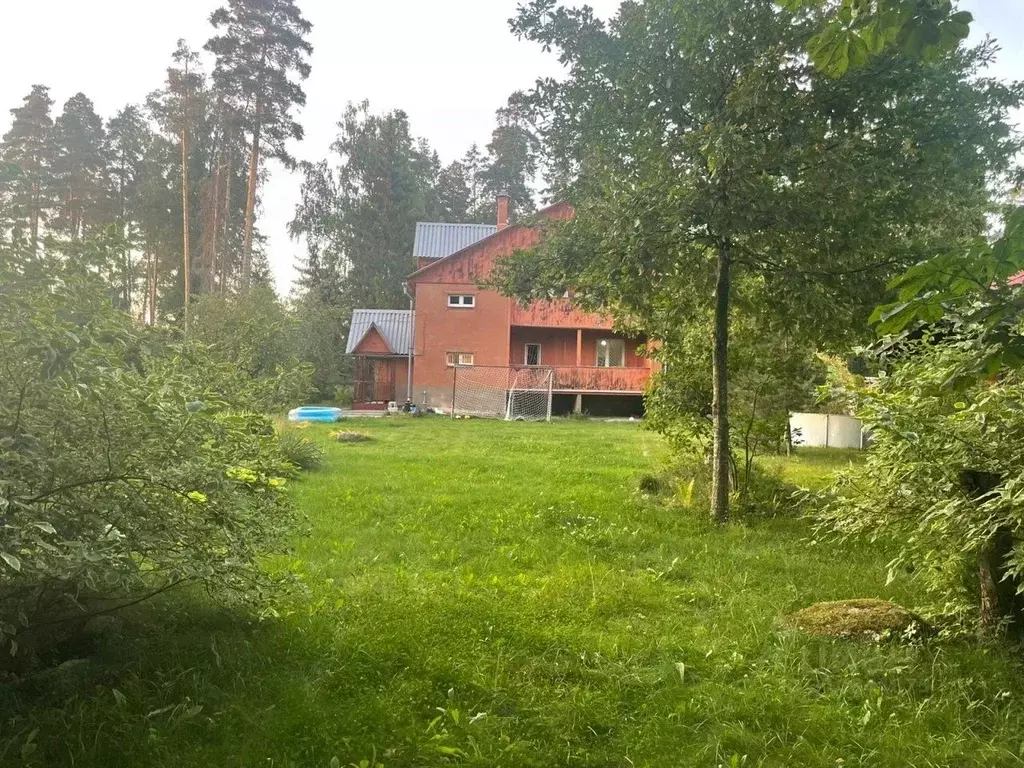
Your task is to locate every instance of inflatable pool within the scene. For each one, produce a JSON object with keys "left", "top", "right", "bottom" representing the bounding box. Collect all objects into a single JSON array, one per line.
[{"left": 288, "top": 407, "right": 344, "bottom": 424}]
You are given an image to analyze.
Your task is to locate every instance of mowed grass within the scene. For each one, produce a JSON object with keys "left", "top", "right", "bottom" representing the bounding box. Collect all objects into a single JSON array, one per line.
[{"left": 4, "top": 419, "right": 1024, "bottom": 767}]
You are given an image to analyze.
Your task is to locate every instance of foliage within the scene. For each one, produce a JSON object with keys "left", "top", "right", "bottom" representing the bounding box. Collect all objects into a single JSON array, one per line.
[
  {"left": 781, "top": 0, "right": 973, "bottom": 77},
  {"left": 188, "top": 287, "right": 314, "bottom": 412},
  {"left": 873, "top": 206, "right": 1024, "bottom": 376},
  {"left": 647, "top": 315, "right": 823, "bottom": 503},
  {"left": 817, "top": 332, "right": 1024, "bottom": 626},
  {"left": 7, "top": 420, "right": 1024, "bottom": 766},
  {"left": 276, "top": 430, "right": 324, "bottom": 473},
  {"left": 206, "top": 0, "right": 314, "bottom": 284},
  {"left": 500, "top": 0, "right": 1021, "bottom": 521},
  {"left": 0, "top": 258, "right": 299, "bottom": 663}
]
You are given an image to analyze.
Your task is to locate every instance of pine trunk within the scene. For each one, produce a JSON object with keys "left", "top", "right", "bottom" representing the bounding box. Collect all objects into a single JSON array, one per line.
[
  {"left": 221, "top": 153, "right": 233, "bottom": 293},
  {"left": 30, "top": 183, "right": 39, "bottom": 248},
  {"left": 242, "top": 119, "right": 261, "bottom": 289},
  {"left": 208, "top": 164, "right": 221, "bottom": 294},
  {"left": 710, "top": 240, "right": 732, "bottom": 524},
  {"left": 149, "top": 249, "right": 158, "bottom": 326},
  {"left": 181, "top": 125, "right": 191, "bottom": 324}
]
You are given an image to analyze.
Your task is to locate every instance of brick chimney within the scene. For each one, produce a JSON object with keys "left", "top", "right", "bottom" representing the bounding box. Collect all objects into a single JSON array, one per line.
[{"left": 496, "top": 194, "right": 511, "bottom": 230}]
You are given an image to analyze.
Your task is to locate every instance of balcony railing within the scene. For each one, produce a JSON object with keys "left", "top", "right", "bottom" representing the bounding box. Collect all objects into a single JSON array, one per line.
[
  {"left": 511, "top": 299, "right": 613, "bottom": 329},
  {"left": 548, "top": 366, "right": 651, "bottom": 394}
]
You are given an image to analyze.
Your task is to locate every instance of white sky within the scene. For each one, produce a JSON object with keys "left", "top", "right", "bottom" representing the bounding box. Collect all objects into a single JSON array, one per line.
[{"left": 1, "top": 0, "right": 1021, "bottom": 295}]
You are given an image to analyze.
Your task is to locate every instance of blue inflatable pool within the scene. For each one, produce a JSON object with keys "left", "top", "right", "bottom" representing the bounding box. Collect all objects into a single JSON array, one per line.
[{"left": 288, "top": 407, "right": 344, "bottom": 424}]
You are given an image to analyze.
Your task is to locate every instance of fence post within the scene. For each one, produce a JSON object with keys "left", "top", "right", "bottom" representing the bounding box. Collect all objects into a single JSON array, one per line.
[
  {"left": 451, "top": 366, "right": 458, "bottom": 420},
  {"left": 546, "top": 369, "right": 554, "bottom": 422}
]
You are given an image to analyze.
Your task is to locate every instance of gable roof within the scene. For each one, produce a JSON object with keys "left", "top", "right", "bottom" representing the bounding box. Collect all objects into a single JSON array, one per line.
[
  {"left": 413, "top": 222, "right": 497, "bottom": 260},
  {"left": 346, "top": 309, "right": 412, "bottom": 355},
  {"left": 408, "top": 202, "right": 575, "bottom": 282}
]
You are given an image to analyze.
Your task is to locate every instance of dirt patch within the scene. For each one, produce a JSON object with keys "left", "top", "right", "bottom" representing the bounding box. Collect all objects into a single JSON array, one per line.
[{"left": 785, "top": 599, "right": 928, "bottom": 640}]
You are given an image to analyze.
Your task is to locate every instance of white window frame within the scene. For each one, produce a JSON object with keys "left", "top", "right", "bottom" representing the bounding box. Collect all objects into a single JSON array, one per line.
[
  {"left": 446, "top": 352, "right": 476, "bottom": 367},
  {"left": 596, "top": 339, "right": 626, "bottom": 368},
  {"left": 524, "top": 343, "right": 542, "bottom": 366},
  {"left": 447, "top": 294, "right": 476, "bottom": 308}
]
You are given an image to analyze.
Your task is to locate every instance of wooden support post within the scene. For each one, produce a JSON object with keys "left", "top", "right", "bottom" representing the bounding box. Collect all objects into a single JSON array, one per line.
[{"left": 576, "top": 329, "right": 583, "bottom": 367}]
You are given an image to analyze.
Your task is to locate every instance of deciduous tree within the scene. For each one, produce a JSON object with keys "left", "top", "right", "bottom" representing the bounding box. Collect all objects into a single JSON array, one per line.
[{"left": 499, "top": 0, "right": 1020, "bottom": 522}]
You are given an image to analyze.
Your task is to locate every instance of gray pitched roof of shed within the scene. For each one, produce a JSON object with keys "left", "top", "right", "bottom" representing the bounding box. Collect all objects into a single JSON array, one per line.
[
  {"left": 346, "top": 309, "right": 413, "bottom": 355},
  {"left": 412, "top": 222, "right": 497, "bottom": 260}
]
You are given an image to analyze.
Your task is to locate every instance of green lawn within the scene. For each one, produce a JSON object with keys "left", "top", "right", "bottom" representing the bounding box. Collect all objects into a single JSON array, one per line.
[{"left": 4, "top": 419, "right": 1024, "bottom": 766}]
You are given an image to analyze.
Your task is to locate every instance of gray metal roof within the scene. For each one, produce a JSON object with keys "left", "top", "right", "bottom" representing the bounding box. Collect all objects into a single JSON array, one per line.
[
  {"left": 412, "top": 222, "right": 497, "bottom": 260},
  {"left": 346, "top": 309, "right": 413, "bottom": 356}
]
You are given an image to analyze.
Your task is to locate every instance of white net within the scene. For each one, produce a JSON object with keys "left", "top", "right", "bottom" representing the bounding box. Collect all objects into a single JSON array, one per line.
[{"left": 452, "top": 366, "right": 553, "bottom": 421}]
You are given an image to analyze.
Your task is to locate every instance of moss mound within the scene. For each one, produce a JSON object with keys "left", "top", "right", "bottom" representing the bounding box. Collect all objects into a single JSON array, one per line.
[
  {"left": 786, "top": 599, "right": 927, "bottom": 640},
  {"left": 331, "top": 431, "right": 372, "bottom": 444}
]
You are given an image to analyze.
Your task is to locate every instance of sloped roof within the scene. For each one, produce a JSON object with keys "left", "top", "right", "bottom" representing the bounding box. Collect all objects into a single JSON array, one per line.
[
  {"left": 413, "top": 222, "right": 497, "bottom": 260},
  {"left": 346, "top": 309, "right": 412, "bottom": 355}
]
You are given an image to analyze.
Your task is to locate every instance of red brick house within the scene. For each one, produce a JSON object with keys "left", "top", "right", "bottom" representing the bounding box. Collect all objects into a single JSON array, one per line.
[{"left": 346, "top": 196, "right": 656, "bottom": 416}]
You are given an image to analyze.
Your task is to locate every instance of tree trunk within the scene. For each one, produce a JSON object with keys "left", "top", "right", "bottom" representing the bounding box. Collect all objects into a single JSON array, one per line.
[
  {"left": 30, "top": 182, "right": 40, "bottom": 248},
  {"left": 710, "top": 240, "right": 732, "bottom": 524},
  {"left": 961, "top": 470, "right": 1024, "bottom": 635},
  {"left": 221, "top": 152, "right": 233, "bottom": 294},
  {"left": 181, "top": 125, "right": 191, "bottom": 325},
  {"left": 207, "top": 164, "right": 221, "bottom": 294},
  {"left": 979, "top": 528, "right": 1020, "bottom": 633},
  {"left": 241, "top": 118, "right": 261, "bottom": 289},
  {"left": 148, "top": 249, "right": 158, "bottom": 326}
]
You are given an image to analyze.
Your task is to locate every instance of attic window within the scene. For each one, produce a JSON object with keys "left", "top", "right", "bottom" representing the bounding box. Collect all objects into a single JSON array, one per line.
[{"left": 448, "top": 294, "right": 476, "bottom": 308}]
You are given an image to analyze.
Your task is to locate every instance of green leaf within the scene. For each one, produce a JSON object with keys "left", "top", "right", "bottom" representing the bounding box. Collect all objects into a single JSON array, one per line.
[{"left": 1, "top": 553, "right": 22, "bottom": 573}]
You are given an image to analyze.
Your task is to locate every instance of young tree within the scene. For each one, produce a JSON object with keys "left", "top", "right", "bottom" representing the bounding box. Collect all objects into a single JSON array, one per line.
[
  {"left": 1, "top": 85, "right": 56, "bottom": 248},
  {"left": 205, "top": 0, "right": 313, "bottom": 288},
  {"left": 51, "top": 93, "right": 109, "bottom": 241},
  {"left": 499, "top": 0, "right": 1020, "bottom": 522}
]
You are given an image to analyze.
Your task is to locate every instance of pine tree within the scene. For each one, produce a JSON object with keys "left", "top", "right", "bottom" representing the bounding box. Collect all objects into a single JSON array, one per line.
[
  {"left": 105, "top": 104, "right": 153, "bottom": 309},
  {"left": 1, "top": 85, "right": 56, "bottom": 247},
  {"left": 461, "top": 143, "right": 487, "bottom": 223},
  {"left": 476, "top": 107, "right": 539, "bottom": 220},
  {"left": 206, "top": 0, "right": 313, "bottom": 288},
  {"left": 167, "top": 40, "right": 205, "bottom": 318},
  {"left": 51, "top": 93, "right": 109, "bottom": 240},
  {"left": 435, "top": 160, "right": 473, "bottom": 222}
]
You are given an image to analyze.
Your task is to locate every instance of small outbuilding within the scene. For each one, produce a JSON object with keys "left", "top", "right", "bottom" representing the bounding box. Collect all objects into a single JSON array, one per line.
[{"left": 345, "top": 309, "right": 412, "bottom": 410}]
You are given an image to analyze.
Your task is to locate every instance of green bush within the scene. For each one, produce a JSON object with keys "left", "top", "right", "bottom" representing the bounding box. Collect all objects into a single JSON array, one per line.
[
  {"left": 0, "top": 264, "right": 299, "bottom": 665},
  {"left": 277, "top": 431, "right": 325, "bottom": 473},
  {"left": 817, "top": 334, "right": 1024, "bottom": 628}
]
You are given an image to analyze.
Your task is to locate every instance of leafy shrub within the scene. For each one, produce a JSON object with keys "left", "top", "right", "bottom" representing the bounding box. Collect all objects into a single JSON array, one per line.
[
  {"left": 0, "top": 265, "right": 298, "bottom": 665},
  {"left": 278, "top": 430, "right": 325, "bottom": 472},
  {"left": 817, "top": 335, "right": 1024, "bottom": 628}
]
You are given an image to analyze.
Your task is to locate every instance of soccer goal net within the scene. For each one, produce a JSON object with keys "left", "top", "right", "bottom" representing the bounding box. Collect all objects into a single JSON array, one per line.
[{"left": 452, "top": 366, "right": 554, "bottom": 421}]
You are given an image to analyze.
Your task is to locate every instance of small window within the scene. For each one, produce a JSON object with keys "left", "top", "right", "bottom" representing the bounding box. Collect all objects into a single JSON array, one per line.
[
  {"left": 525, "top": 343, "right": 542, "bottom": 366},
  {"left": 448, "top": 294, "right": 476, "bottom": 308},
  {"left": 446, "top": 352, "right": 475, "bottom": 367},
  {"left": 596, "top": 339, "right": 626, "bottom": 368}
]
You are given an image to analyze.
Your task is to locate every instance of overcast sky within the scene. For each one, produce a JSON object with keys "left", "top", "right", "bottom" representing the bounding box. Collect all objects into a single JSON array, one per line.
[{"left": 1, "top": 0, "right": 1021, "bottom": 295}]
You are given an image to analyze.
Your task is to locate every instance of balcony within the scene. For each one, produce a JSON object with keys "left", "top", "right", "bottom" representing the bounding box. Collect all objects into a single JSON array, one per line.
[
  {"left": 511, "top": 299, "right": 613, "bottom": 330},
  {"left": 549, "top": 365, "right": 651, "bottom": 394}
]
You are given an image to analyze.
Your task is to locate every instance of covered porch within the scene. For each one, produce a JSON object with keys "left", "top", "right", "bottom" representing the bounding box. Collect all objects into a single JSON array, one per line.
[{"left": 509, "top": 327, "right": 654, "bottom": 395}]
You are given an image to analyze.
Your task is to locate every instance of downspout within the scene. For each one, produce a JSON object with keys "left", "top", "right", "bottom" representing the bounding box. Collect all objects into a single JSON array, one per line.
[{"left": 403, "top": 281, "right": 415, "bottom": 406}]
